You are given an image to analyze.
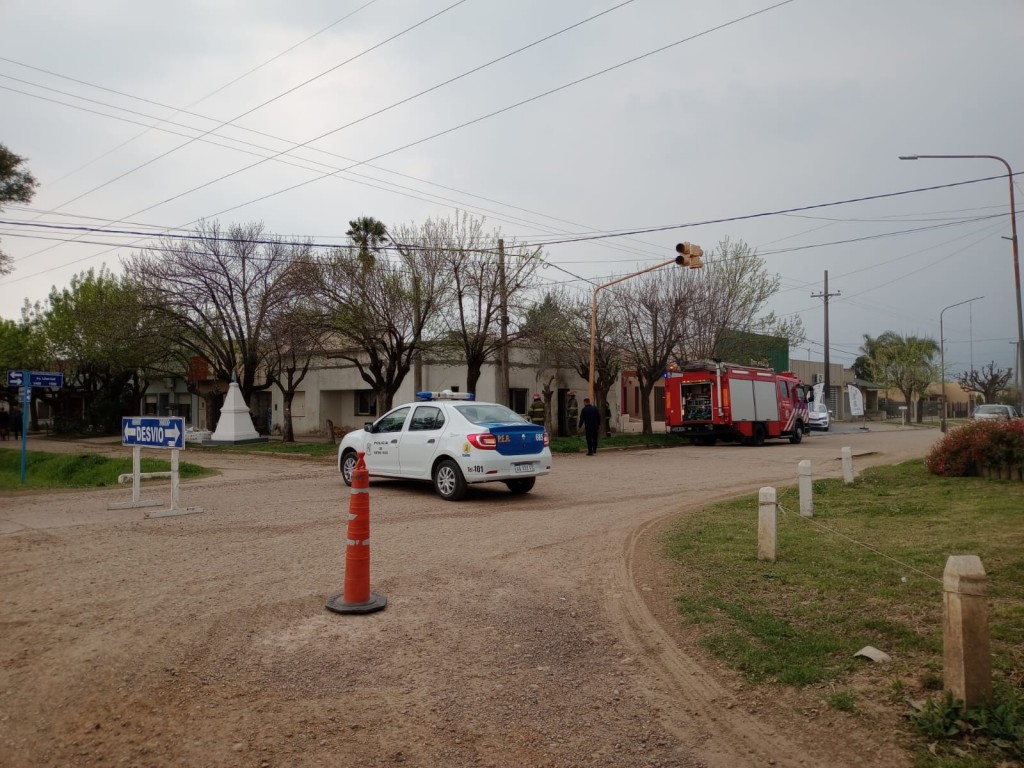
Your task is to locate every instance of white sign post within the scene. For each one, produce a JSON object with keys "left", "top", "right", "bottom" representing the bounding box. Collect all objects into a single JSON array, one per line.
[{"left": 109, "top": 417, "right": 203, "bottom": 518}]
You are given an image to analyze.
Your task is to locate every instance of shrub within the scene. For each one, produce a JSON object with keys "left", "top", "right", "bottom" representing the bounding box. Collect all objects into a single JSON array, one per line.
[{"left": 926, "top": 419, "right": 1024, "bottom": 477}]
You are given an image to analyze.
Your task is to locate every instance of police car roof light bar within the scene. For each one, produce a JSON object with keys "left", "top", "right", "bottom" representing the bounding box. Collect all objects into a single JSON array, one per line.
[{"left": 415, "top": 390, "right": 475, "bottom": 401}]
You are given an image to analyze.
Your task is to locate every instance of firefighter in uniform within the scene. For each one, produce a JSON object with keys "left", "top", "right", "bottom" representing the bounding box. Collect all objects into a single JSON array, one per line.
[
  {"left": 566, "top": 391, "right": 579, "bottom": 426},
  {"left": 528, "top": 394, "right": 546, "bottom": 425}
]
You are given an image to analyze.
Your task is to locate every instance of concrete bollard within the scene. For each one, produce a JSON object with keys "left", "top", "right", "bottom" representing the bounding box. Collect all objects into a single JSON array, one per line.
[
  {"left": 798, "top": 460, "right": 813, "bottom": 517},
  {"left": 758, "top": 487, "right": 777, "bottom": 562},
  {"left": 943, "top": 555, "right": 991, "bottom": 708},
  {"left": 842, "top": 447, "right": 855, "bottom": 484}
]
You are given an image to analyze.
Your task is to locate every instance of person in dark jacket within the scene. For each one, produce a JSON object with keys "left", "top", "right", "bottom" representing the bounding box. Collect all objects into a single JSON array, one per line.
[
  {"left": 578, "top": 397, "right": 601, "bottom": 455},
  {"left": 10, "top": 406, "right": 22, "bottom": 439}
]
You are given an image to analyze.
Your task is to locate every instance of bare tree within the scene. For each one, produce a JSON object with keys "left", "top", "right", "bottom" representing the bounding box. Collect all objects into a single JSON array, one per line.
[
  {"left": 613, "top": 269, "right": 691, "bottom": 434},
  {"left": 406, "top": 213, "right": 540, "bottom": 396},
  {"left": 124, "top": 222, "right": 309, "bottom": 426},
  {"left": 683, "top": 238, "right": 804, "bottom": 361},
  {"left": 265, "top": 258, "right": 329, "bottom": 441},
  {"left": 957, "top": 361, "right": 1013, "bottom": 404},
  {"left": 314, "top": 231, "right": 447, "bottom": 412}
]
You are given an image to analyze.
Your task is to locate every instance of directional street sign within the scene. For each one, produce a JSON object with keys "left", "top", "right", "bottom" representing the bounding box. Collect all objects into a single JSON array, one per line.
[
  {"left": 29, "top": 372, "right": 63, "bottom": 388},
  {"left": 6, "top": 370, "right": 64, "bottom": 388},
  {"left": 122, "top": 417, "right": 185, "bottom": 450}
]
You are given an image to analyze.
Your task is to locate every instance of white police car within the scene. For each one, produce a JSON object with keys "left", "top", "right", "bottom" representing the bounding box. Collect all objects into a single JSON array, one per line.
[{"left": 338, "top": 390, "right": 552, "bottom": 501}]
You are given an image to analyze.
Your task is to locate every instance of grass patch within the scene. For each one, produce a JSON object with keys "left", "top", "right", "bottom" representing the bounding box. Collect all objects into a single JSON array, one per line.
[
  {"left": 661, "top": 460, "right": 1024, "bottom": 765},
  {"left": 187, "top": 440, "right": 339, "bottom": 458},
  {"left": 0, "top": 450, "right": 212, "bottom": 490},
  {"left": 550, "top": 432, "right": 686, "bottom": 454}
]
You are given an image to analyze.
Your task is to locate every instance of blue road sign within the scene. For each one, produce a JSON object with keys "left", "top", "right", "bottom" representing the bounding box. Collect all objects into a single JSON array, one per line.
[
  {"left": 6, "top": 370, "right": 64, "bottom": 388},
  {"left": 29, "top": 372, "right": 63, "bottom": 388},
  {"left": 122, "top": 417, "right": 185, "bottom": 449}
]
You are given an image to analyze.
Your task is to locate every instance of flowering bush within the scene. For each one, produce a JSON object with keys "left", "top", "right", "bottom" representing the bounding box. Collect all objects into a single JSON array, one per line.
[{"left": 926, "top": 419, "right": 1024, "bottom": 477}]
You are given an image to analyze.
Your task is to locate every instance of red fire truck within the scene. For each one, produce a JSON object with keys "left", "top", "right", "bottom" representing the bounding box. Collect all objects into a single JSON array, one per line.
[{"left": 664, "top": 361, "right": 809, "bottom": 446}]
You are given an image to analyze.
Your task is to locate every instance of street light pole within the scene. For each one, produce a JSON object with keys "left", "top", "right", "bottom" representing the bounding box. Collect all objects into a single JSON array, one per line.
[
  {"left": 899, "top": 154, "right": 1023, "bottom": 410},
  {"left": 939, "top": 296, "right": 983, "bottom": 433}
]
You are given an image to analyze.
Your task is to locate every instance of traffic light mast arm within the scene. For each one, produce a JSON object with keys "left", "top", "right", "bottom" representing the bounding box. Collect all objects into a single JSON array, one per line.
[{"left": 588, "top": 256, "right": 685, "bottom": 403}]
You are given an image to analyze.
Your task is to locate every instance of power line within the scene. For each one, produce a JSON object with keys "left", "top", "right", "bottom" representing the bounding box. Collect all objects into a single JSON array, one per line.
[
  {"left": 3, "top": 0, "right": 798, "bottom": 284},
  {"left": 18, "top": 0, "right": 469, "bottom": 246},
  {"left": 0, "top": 1, "right": 380, "bottom": 190}
]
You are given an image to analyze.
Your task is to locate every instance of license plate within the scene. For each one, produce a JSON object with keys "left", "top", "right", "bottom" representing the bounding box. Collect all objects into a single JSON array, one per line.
[{"left": 514, "top": 462, "right": 534, "bottom": 474}]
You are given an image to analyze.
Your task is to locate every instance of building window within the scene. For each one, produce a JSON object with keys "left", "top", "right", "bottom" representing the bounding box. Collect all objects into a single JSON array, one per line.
[
  {"left": 356, "top": 390, "right": 377, "bottom": 416},
  {"left": 509, "top": 388, "right": 527, "bottom": 415}
]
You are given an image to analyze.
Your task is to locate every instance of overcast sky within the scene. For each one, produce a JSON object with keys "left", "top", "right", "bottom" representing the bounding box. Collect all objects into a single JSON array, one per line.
[{"left": 1, "top": 0, "right": 1021, "bottom": 377}]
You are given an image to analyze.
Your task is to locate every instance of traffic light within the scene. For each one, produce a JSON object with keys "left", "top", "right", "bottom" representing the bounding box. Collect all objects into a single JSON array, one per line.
[{"left": 675, "top": 242, "right": 704, "bottom": 269}]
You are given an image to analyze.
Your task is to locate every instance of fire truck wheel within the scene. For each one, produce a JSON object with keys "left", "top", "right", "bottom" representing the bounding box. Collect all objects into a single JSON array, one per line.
[
  {"left": 789, "top": 424, "right": 803, "bottom": 444},
  {"left": 752, "top": 424, "right": 766, "bottom": 446}
]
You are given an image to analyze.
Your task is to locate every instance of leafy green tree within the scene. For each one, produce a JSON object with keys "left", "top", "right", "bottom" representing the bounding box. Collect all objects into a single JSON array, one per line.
[
  {"left": 865, "top": 331, "right": 939, "bottom": 423},
  {"left": 0, "top": 143, "right": 38, "bottom": 276},
  {"left": 0, "top": 304, "right": 50, "bottom": 418},
  {"left": 43, "top": 267, "right": 170, "bottom": 432}
]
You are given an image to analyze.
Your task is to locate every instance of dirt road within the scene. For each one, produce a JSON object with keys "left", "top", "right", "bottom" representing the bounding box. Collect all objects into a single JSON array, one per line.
[{"left": 0, "top": 427, "right": 938, "bottom": 767}]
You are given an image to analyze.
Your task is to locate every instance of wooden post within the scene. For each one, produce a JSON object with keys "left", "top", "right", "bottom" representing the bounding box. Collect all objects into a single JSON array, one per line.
[
  {"left": 758, "top": 487, "right": 777, "bottom": 562},
  {"left": 943, "top": 555, "right": 991, "bottom": 709},
  {"left": 798, "top": 460, "right": 813, "bottom": 517},
  {"left": 842, "top": 446, "right": 854, "bottom": 484}
]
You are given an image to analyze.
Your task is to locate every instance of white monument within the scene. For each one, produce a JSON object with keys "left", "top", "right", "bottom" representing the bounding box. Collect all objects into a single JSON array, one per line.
[{"left": 209, "top": 379, "right": 265, "bottom": 445}]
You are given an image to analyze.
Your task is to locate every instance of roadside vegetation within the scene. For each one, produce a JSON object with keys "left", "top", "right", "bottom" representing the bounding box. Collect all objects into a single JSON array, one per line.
[
  {"left": 0, "top": 450, "right": 211, "bottom": 490},
  {"left": 661, "top": 460, "right": 1024, "bottom": 767}
]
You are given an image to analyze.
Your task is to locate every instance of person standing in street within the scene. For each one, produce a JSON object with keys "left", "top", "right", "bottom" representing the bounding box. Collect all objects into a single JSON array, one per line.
[
  {"left": 528, "top": 393, "right": 546, "bottom": 426},
  {"left": 578, "top": 397, "right": 601, "bottom": 455},
  {"left": 10, "top": 405, "right": 22, "bottom": 439}
]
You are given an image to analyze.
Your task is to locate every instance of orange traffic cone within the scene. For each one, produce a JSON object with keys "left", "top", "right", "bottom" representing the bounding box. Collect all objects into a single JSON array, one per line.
[{"left": 325, "top": 452, "right": 387, "bottom": 615}]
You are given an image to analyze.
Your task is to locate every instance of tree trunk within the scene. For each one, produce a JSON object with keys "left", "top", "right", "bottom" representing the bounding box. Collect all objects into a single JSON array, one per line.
[
  {"left": 466, "top": 361, "right": 483, "bottom": 398},
  {"left": 639, "top": 380, "right": 656, "bottom": 435},
  {"left": 282, "top": 391, "right": 295, "bottom": 442}
]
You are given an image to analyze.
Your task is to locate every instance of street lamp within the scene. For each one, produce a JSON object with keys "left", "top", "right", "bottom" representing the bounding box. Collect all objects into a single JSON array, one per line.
[
  {"left": 899, "top": 154, "right": 1023, "bottom": 410},
  {"left": 939, "top": 296, "right": 983, "bottom": 433},
  {"left": 588, "top": 243, "right": 703, "bottom": 403}
]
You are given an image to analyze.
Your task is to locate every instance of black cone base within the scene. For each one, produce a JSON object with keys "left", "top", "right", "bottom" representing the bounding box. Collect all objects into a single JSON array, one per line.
[{"left": 325, "top": 591, "right": 387, "bottom": 615}]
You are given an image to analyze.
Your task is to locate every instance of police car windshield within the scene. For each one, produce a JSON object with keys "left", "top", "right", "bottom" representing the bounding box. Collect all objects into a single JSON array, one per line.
[{"left": 454, "top": 403, "right": 526, "bottom": 425}]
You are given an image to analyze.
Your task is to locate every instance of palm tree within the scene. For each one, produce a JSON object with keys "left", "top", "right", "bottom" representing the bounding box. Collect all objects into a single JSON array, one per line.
[
  {"left": 866, "top": 331, "right": 939, "bottom": 422},
  {"left": 346, "top": 216, "right": 389, "bottom": 270}
]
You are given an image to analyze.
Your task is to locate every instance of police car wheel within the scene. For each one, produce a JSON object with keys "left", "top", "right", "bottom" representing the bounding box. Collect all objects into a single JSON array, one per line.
[
  {"left": 340, "top": 451, "right": 357, "bottom": 486},
  {"left": 505, "top": 478, "right": 536, "bottom": 495},
  {"left": 434, "top": 459, "right": 467, "bottom": 501}
]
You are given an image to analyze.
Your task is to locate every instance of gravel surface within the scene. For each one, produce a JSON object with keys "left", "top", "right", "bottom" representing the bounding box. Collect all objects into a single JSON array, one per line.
[{"left": 0, "top": 427, "right": 939, "bottom": 767}]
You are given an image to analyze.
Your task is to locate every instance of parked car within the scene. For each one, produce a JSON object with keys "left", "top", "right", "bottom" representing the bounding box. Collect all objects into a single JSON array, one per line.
[
  {"left": 971, "top": 404, "right": 1019, "bottom": 421},
  {"left": 337, "top": 391, "right": 552, "bottom": 501},
  {"left": 807, "top": 402, "right": 831, "bottom": 431}
]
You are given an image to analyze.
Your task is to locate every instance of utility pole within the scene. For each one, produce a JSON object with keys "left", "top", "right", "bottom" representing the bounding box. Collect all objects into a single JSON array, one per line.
[
  {"left": 811, "top": 271, "right": 840, "bottom": 409},
  {"left": 498, "top": 238, "right": 510, "bottom": 407}
]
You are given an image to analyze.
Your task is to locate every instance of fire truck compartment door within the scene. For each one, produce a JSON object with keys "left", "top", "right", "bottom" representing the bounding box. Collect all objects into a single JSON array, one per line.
[
  {"left": 752, "top": 380, "right": 780, "bottom": 421},
  {"left": 730, "top": 379, "right": 755, "bottom": 420}
]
